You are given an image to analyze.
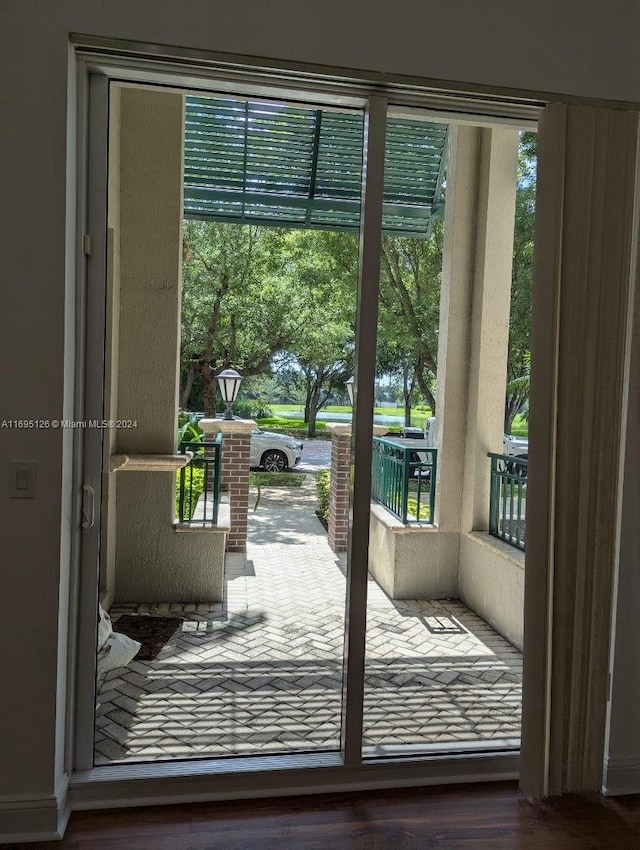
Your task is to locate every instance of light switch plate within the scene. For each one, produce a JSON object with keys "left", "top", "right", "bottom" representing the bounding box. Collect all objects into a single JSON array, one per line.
[{"left": 9, "top": 460, "right": 36, "bottom": 498}]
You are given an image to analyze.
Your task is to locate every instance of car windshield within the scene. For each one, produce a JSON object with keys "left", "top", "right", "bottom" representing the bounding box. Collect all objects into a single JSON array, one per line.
[{"left": 251, "top": 428, "right": 264, "bottom": 436}]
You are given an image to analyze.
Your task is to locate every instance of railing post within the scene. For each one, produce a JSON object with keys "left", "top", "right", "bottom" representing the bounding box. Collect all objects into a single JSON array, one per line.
[
  {"left": 212, "top": 432, "right": 222, "bottom": 524},
  {"left": 489, "top": 455, "right": 498, "bottom": 536},
  {"left": 401, "top": 445, "right": 410, "bottom": 524},
  {"left": 429, "top": 449, "right": 438, "bottom": 524},
  {"left": 488, "top": 452, "right": 527, "bottom": 550},
  {"left": 370, "top": 437, "right": 437, "bottom": 525},
  {"left": 178, "top": 445, "right": 186, "bottom": 522}
]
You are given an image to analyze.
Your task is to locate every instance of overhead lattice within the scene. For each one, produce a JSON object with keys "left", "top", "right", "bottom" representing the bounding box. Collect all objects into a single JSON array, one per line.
[{"left": 184, "top": 96, "right": 448, "bottom": 238}]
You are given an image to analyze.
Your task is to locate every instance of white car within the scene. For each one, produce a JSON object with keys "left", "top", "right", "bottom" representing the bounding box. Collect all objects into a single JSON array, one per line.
[
  {"left": 413, "top": 417, "right": 529, "bottom": 459},
  {"left": 502, "top": 433, "right": 529, "bottom": 458},
  {"left": 250, "top": 428, "right": 303, "bottom": 472}
]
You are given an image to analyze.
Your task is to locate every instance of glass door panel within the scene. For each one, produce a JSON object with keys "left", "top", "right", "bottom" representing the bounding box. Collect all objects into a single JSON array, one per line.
[
  {"left": 362, "top": 112, "right": 527, "bottom": 757},
  {"left": 94, "top": 82, "right": 363, "bottom": 765}
]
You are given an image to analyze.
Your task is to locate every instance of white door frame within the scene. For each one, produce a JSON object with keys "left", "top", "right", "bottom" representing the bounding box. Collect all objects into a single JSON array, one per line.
[{"left": 69, "top": 41, "right": 540, "bottom": 809}]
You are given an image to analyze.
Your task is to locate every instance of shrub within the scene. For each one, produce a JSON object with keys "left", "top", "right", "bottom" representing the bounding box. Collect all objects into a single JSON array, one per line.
[
  {"left": 255, "top": 417, "right": 327, "bottom": 439},
  {"left": 177, "top": 411, "right": 204, "bottom": 445},
  {"left": 316, "top": 469, "right": 330, "bottom": 522},
  {"left": 407, "top": 497, "right": 431, "bottom": 520},
  {"left": 175, "top": 465, "right": 205, "bottom": 520},
  {"left": 233, "top": 399, "right": 273, "bottom": 419}
]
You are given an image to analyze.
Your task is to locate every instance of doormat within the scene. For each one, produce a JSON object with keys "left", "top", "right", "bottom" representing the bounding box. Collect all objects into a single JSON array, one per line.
[{"left": 113, "top": 615, "right": 183, "bottom": 661}]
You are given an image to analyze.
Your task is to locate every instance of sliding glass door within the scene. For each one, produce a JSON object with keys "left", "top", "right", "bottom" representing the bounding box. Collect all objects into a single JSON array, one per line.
[{"left": 76, "top": 63, "right": 527, "bottom": 780}]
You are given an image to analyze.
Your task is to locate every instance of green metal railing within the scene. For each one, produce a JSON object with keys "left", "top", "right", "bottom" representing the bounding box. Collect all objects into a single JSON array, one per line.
[
  {"left": 488, "top": 452, "right": 527, "bottom": 551},
  {"left": 371, "top": 437, "right": 437, "bottom": 524},
  {"left": 178, "top": 434, "right": 223, "bottom": 524}
]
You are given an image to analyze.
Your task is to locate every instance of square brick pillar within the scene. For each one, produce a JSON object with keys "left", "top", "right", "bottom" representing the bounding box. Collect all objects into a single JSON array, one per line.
[
  {"left": 326, "top": 423, "right": 389, "bottom": 553},
  {"left": 326, "top": 424, "right": 352, "bottom": 553},
  {"left": 200, "top": 418, "right": 256, "bottom": 552}
]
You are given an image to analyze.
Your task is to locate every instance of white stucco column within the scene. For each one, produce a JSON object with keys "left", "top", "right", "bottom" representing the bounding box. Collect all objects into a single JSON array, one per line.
[
  {"left": 116, "top": 88, "right": 184, "bottom": 453},
  {"left": 435, "top": 125, "right": 518, "bottom": 536},
  {"left": 113, "top": 87, "right": 188, "bottom": 602}
]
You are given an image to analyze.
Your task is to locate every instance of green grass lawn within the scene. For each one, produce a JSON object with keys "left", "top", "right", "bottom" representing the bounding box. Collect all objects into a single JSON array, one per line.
[
  {"left": 266, "top": 403, "right": 434, "bottom": 431},
  {"left": 268, "top": 403, "right": 432, "bottom": 418},
  {"left": 260, "top": 405, "right": 529, "bottom": 437},
  {"left": 255, "top": 415, "right": 326, "bottom": 437},
  {"left": 249, "top": 471, "right": 305, "bottom": 487},
  {"left": 510, "top": 414, "right": 529, "bottom": 437},
  {"left": 249, "top": 471, "right": 306, "bottom": 511}
]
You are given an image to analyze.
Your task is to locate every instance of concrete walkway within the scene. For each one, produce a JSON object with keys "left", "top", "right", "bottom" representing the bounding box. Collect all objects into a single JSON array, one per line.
[{"left": 95, "top": 475, "right": 521, "bottom": 764}]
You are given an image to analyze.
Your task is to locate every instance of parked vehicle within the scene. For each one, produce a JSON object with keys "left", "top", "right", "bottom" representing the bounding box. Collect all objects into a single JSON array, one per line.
[
  {"left": 250, "top": 428, "right": 303, "bottom": 472},
  {"left": 383, "top": 418, "right": 436, "bottom": 442},
  {"left": 400, "top": 426, "right": 426, "bottom": 440},
  {"left": 502, "top": 433, "right": 529, "bottom": 458},
  {"left": 404, "top": 417, "right": 528, "bottom": 458},
  {"left": 500, "top": 434, "right": 528, "bottom": 477},
  {"left": 384, "top": 416, "right": 528, "bottom": 479}
]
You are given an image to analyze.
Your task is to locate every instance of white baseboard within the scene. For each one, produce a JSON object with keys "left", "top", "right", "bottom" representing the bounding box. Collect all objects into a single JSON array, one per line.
[
  {"left": 602, "top": 755, "right": 640, "bottom": 795},
  {"left": 0, "top": 773, "right": 70, "bottom": 844}
]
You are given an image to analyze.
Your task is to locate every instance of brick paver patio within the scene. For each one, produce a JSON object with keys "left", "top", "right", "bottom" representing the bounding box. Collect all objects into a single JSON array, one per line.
[{"left": 94, "top": 476, "right": 521, "bottom": 765}]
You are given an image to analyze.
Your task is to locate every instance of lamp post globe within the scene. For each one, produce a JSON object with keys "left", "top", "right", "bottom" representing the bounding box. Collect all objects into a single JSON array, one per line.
[
  {"left": 215, "top": 367, "right": 243, "bottom": 419},
  {"left": 345, "top": 376, "right": 355, "bottom": 407}
]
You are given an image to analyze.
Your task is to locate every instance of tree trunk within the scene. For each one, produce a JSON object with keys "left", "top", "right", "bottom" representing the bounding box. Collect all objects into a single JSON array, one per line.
[
  {"left": 203, "top": 371, "right": 218, "bottom": 417},
  {"left": 403, "top": 364, "right": 411, "bottom": 427},
  {"left": 303, "top": 375, "right": 312, "bottom": 424},
  {"left": 180, "top": 367, "right": 195, "bottom": 409},
  {"left": 404, "top": 395, "right": 412, "bottom": 428},
  {"left": 423, "top": 384, "right": 436, "bottom": 417},
  {"left": 504, "top": 385, "right": 528, "bottom": 433},
  {"left": 504, "top": 399, "right": 520, "bottom": 434},
  {"left": 307, "top": 388, "right": 320, "bottom": 438}
]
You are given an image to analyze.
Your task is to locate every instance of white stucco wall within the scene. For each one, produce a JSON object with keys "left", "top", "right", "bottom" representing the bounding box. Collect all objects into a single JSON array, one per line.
[
  {"left": 368, "top": 505, "right": 459, "bottom": 599},
  {"left": 435, "top": 126, "right": 518, "bottom": 536},
  {"left": 115, "top": 476, "right": 228, "bottom": 602},
  {"left": 1, "top": 0, "right": 640, "bottom": 838},
  {"left": 458, "top": 533, "right": 525, "bottom": 651}
]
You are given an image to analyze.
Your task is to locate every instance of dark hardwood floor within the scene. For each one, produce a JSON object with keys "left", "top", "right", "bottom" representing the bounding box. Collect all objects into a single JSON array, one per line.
[{"left": 10, "top": 782, "right": 640, "bottom": 849}]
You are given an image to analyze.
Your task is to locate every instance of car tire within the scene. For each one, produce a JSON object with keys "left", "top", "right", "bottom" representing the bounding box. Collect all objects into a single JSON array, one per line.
[
  {"left": 261, "top": 449, "right": 288, "bottom": 473},
  {"left": 504, "top": 455, "right": 528, "bottom": 477}
]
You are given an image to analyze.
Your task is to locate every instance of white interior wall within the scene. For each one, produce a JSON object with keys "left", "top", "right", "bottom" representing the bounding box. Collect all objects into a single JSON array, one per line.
[{"left": 1, "top": 0, "right": 640, "bottom": 837}]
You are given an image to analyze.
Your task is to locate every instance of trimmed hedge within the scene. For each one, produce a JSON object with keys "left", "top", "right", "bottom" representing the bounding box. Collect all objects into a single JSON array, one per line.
[
  {"left": 316, "top": 469, "right": 330, "bottom": 523},
  {"left": 175, "top": 467, "right": 205, "bottom": 520}
]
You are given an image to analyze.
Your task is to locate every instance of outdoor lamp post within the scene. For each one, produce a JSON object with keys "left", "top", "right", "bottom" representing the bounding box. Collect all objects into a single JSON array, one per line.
[
  {"left": 216, "top": 368, "right": 243, "bottom": 419},
  {"left": 345, "top": 376, "right": 355, "bottom": 407}
]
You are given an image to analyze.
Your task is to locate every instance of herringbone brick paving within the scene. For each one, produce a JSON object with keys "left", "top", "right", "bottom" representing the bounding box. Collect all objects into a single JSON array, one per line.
[{"left": 94, "top": 476, "right": 521, "bottom": 764}]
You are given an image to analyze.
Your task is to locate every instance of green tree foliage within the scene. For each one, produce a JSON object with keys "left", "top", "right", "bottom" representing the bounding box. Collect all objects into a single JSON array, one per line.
[
  {"left": 505, "top": 132, "right": 536, "bottom": 432},
  {"left": 180, "top": 216, "right": 445, "bottom": 431},
  {"left": 377, "top": 219, "right": 443, "bottom": 421},
  {"left": 180, "top": 221, "right": 303, "bottom": 414},
  {"left": 276, "top": 230, "right": 358, "bottom": 436}
]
